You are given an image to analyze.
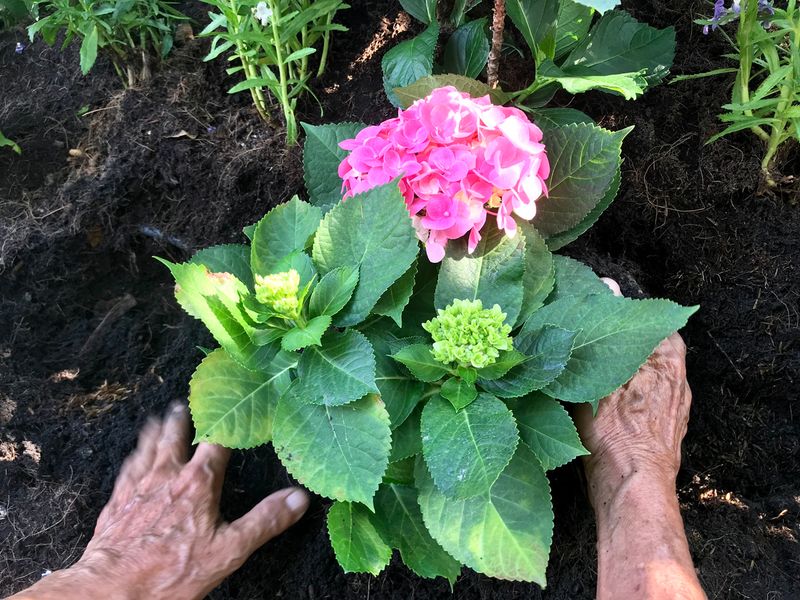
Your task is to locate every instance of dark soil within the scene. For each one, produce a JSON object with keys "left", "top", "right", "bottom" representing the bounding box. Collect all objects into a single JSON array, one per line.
[{"left": 1, "top": 1, "right": 798, "bottom": 599}]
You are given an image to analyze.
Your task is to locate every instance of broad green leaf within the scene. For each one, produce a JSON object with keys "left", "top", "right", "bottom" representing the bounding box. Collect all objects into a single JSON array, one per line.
[
  {"left": 394, "top": 74, "right": 509, "bottom": 109},
  {"left": 480, "top": 326, "right": 576, "bottom": 398},
  {"left": 547, "top": 255, "right": 611, "bottom": 301},
  {"left": 416, "top": 444, "right": 553, "bottom": 584},
  {"left": 439, "top": 377, "right": 478, "bottom": 410},
  {"left": 507, "top": 393, "right": 588, "bottom": 470},
  {"left": 251, "top": 196, "right": 322, "bottom": 275},
  {"left": 302, "top": 122, "right": 366, "bottom": 211},
  {"left": 396, "top": 258, "right": 438, "bottom": 338},
  {"left": 554, "top": 0, "right": 594, "bottom": 60},
  {"left": 308, "top": 265, "right": 359, "bottom": 318},
  {"left": 373, "top": 483, "right": 462, "bottom": 584},
  {"left": 421, "top": 394, "right": 518, "bottom": 499},
  {"left": 373, "top": 260, "right": 417, "bottom": 327},
  {"left": 545, "top": 166, "right": 621, "bottom": 251},
  {"left": 80, "top": 25, "right": 98, "bottom": 74},
  {"left": 327, "top": 501, "right": 392, "bottom": 575},
  {"left": 382, "top": 22, "right": 439, "bottom": 107},
  {"left": 443, "top": 19, "right": 489, "bottom": 78},
  {"left": 527, "top": 107, "right": 593, "bottom": 131},
  {"left": 389, "top": 405, "right": 422, "bottom": 461},
  {"left": 518, "top": 223, "right": 554, "bottom": 325},
  {"left": 537, "top": 59, "right": 647, "bottom": 99},
  {"left": 190, "top": 244, "right": 253, "bottom": 289},
  {"left": 270, "top": 250, "right": 316, "bottom": 286},
  {"left": 434, "top": 227, "right": 525, "bottom": 326},
  {"left": 392, "top": 344, "right": 449, "bottom": 383},
  {"left": 294, "top": 330, "right": 378, "bottom": 406},
  {"left": 384, "top": 457, "right": 416, "bottom": 484},
  {"left": 189, "top": 348, "right": 295, "bottom": 447},
  {"left": 476, "top": 350, "right": 527, "bottom": 381},
  {"left": 364, "top": 327, "right": 427, "bottom": 428},
  {"left": 533, "top": 123, "right": 628, "bottom": 238},
  {"left": 273, "top": 394, "right": 391, "bottom": 507},
  {"left": 571, "top": 0, "right": 618, "bottom": 13},
  {"left": 522, "top": 295, "right": 699, "bottom": 404},
  {"left": 506, "top": 0, "right": 559, "bottom": 59},
  {"left": 281, "top": 315, "right": 331, "bottom": 351},
  {"left": 564, "top": 11, "right": 675, "bottom": 86},
  {"left": 313, "top": 183, "right": 418, "bottom": 326},
  {"left": 399, "top": 0, "right": 436, "bottom": 23}
]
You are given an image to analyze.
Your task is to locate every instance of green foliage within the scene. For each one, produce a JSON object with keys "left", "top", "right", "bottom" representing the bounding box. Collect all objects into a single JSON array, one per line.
[
  {"left": 1, "top": 0, "right": 33, "bottom": 28},
  {"left": 327, "top": 501, "right": 392, "bottom": 575},
  {"left": 199, "top": 0, "right": 348, "bottom": 144},
  {"left": 681, "top": 0, "right": 800, "bottom": 186},
  {"left": 0, "top": 129, "right": 21, "bottom": 154},
  {"left": 382, "top": 21, "right": 439, "bottom": 107},
  {"left": 28, "top": 0, "right": 187, "bottom": 85}
]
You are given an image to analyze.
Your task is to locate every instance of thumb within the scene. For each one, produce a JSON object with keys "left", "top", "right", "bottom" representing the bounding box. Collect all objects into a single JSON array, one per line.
[{"left": 222, "top": 487, "right": 309, "bottom": 559}]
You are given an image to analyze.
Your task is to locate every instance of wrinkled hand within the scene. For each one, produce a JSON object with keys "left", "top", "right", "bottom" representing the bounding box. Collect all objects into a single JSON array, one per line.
[
  {"left": 575, "top": 279, "right": 692, "bottom": 508},
  {"left": 11, "top": 404, "right": 309, "bottom": 600}
]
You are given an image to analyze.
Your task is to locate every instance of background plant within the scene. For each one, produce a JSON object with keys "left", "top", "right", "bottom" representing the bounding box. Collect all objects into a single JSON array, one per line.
[
  {"left": 0, "top": 129, "right": 21, "bottom": 154},
  {"left": 382, "top": 0, "right": 675, "bottom": 120},
  {"left": 0, "top": 0, "right": 34, "bottom": 28},
  {"left": 160, "top": 91, "right": 697, "bottom": 585},
  {"left": 27, "top": 0, "right": 187, "bottom": 86},
  {"left": 199, "top": 0, "right": 348, "bottom": 145},
  {"left": 679, "top": 0, "right": 799, "bottom": 187}
]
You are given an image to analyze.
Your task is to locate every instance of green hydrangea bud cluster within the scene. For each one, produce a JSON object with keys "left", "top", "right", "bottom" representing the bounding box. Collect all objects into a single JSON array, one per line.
[
  {"left": 422, "top": 299, "right": 513, "bottom": 369},
  {"left": 254, "top": 269, "right": 301, "bottom": 319}
]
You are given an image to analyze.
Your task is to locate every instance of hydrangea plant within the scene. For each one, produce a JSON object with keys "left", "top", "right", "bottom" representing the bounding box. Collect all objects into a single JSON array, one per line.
[{"left": 161, "top": 87, "right": 697, "bottom": 586}]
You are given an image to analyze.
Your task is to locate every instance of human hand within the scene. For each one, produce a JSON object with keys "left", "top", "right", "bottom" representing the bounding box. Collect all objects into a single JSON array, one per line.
[
  {"left": 9, "top": 403, "right": 309, "bottom": 600},
  {"left": 574, "top": 279, "right": 692, "bottom": 511}
]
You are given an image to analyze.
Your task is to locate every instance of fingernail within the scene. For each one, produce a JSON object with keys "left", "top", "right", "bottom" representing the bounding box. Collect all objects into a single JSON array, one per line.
[{"left": 285, "top": 489, "right": 309, "bottom": 513}]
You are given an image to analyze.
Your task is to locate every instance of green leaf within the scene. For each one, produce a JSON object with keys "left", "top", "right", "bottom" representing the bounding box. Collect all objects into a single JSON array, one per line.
[
  {"left": 389, "top": 405, "right": 422, "bottom": 461},
  {"left": 439, "top": 377, "right": 478, "bottom": 410},
  {"left": 384, "top": 457, "right": 416, "bottom": 484},
  {"left": 364, "top": 328, "right": 427, "bottom": 428},
  {"left": 281, "top": 315, "right": 331, "bottom": 351},
  {"left": 327, "top": 501, "right": 392, "bottom": 575},
  {"left": 537, "top": 59, "right": 647, "bottom": 99},
  {"left": 508, "top": 392, "right": 588, "bottom": 470},
  {"left": 571, "top": 0, "right": 618, "bottom": 14},
  {"left": 80, "top": 25, "right": 98, "bottom": 75},
  {"left": 308, "top": 265, "right": 359, "bottom": 318},
  {"left": 382, "top": 22, "right": 439, "bottom": 107},
  {"left": 416, "top": 444, "right": 553, "bottom": 584},
  {"left": 189, "top": 348, "right": 295, "bottom": 448},
  {"left": 251, "top": 196, "right": 322, "bottom": 275},
  {"left": 373, "top": 483, "right": 462, "bottom": 584},
  {"left": 476, "top": 350, "right": 527, "bottom": 380},
  {"left": 554, "top": 0, "right": 594, "bottom": 60},
  {"left": 564, "top": 10, "right": 675, "bottom": 86},
  {"left": 547, "top": 255, "right": 612, "bottom": 301},
  {"left": 273, "top": 394, "right": 391, "bottom": 508},
  {"left": 518, "top": 223, "right": 554, "bottom": 325},
  {"left": 392, "top": 344, "right": 449, "bottom": 383},
  {"left": 190, "top": 244, "right": 253, "bottom": 289},
  {"left": 527, "top": 107, "right": 593, "bottom": 130},
  {"left": 506, "top": 0, "right": 559, "bottom": 59},
  {"left": 293, "top": 330, "right": 379, "bottom": 406},
  {"left": 270, "top": 250, "right": 316, "bottom": 286},
  {"left": 480, "top": 326, "right": 576, "bottom": 398},
  {"left": 522, "top": 295, "right": 699, "bottom": 404},
  {"left": 312, "top": 183, "right": 419, "bottom": 326},
  {"left": 399, "top": 0, "right": 436, "bottom": 23},
  {"left": 533, "top": 123, "right": 628, "bottom": 238},
  {"left": 373, "top": 260, "right": 417, "bottom": 327},
  {"left": 394, "top": 74, "right": 509, "bottom": 109},
  {"left": 0, "top": 130, "right": 20, "bottom": 154},
  {"left": 545, "top": 166, "right": 621, "bottom": 251},
  {"left": 443, "top": 19, "right": 489, "bottom": 78},
  {"left": 434, "top": 226, "right": 525, "bottom": 326},
  {"left": 302, "top": 122, "right": 366, "bottom": 212},
  {"left": 421, "top": 394, "right": 518, "bottom": 499}
]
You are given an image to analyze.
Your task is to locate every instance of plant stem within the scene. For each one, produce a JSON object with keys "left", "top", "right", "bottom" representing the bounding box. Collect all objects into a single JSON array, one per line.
[
  {"left": 487, "top": 0, "right": 505, "bottom": 88},
  {"left": 268, "top": 0, "right": 297, "bottom": 144},
  {"left": 231, "top": 0, "right": 270, "bottom": 123},
  {"left": 317, "top": 11, "right": 333, "bottom": 78},
  {"left": 737, "top": 0, "right": 771, "bottom": 142}
]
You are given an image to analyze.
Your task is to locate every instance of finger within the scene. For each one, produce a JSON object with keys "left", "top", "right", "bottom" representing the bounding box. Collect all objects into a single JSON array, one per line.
[
  {"left": 106, "top": 417, "right": 162, "bottom": 511},
  {"left": 600, "top": 277, "right": 623, "bottom": 297},
  {"left": 188, "top": 443, "right": 231, "bottom": 504},
  {"left": 221, "top": 487, "right": 309, "bottom": 560},
  {"left": 152, "top": 402, "right": 191, "bottom": 472}
]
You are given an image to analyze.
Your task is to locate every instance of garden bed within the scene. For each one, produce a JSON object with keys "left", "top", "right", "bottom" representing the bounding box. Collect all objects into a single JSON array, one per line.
[{"left": 1, "top": 0, "right": 798, "bottom": 598}]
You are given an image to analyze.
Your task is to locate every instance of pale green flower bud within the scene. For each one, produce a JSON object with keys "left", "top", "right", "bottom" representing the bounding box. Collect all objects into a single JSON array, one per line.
[
  {"left": 422, "top": 299, "right": 513, "bottom": 369},
  {"left": 254, "top": 269, "right": 301, "bottom": 318}
]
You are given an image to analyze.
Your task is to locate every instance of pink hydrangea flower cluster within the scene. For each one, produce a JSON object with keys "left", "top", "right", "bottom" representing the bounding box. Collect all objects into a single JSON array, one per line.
[{"left": 337, "top": 86, "right": 550, "bottom": 262}]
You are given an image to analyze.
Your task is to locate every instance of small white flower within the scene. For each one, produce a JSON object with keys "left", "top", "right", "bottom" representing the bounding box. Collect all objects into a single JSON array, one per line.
[{"left": 252, "top": 2, "right": 273, "bottom": 26}]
